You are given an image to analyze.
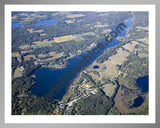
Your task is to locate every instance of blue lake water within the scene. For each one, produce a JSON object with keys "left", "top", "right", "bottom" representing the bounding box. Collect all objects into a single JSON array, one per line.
[
  {"left": 34, "top": 19, "right": 58, "bottom": 26},
  {"left": 12, "top": 19, "right": 58, "bottom": 28},
  {"left": 132, "top": 96, "right": 144, "bottom": 108},
  {"left": 136, "top": 75, "right": 149, "bottom": 93},
  {"left": 12, "top": 22, "right": 22, "bottom": 28},
  {"left": 31, "top": 18, "right": 133, "bottom": 100},
  {"left": 93, "top": 65, "right": 99, "bottom": 69}
]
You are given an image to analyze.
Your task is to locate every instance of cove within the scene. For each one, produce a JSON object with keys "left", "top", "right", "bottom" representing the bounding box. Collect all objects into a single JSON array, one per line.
[{"left": 31, "top": 18, "right": 133, "bottom": 100}]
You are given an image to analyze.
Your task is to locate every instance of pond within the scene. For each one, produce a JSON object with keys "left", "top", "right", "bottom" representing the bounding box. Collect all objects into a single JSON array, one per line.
[
  {"left": 132, "top": 96, "right": 144, "bottom": 108},
  {"left": 93, "top": 65, "right": 99, "bottom": 69}
]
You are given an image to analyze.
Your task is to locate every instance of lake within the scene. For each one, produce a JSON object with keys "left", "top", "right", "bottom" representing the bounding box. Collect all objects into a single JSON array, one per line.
[
  {"left": 34, "top": 19, "right": 58, "bottom": 26},
  {"left": 12, "top": 19, "right": 58, "bottom": 28},
  {"left": 136, "top": 75, "right": 149, "bottom": 93},
  {"left": 31, "top": 18, "right": 133, "bottom": 100},
  {"left": 12, "top": 21, "right": 22, "bottom": 28}
]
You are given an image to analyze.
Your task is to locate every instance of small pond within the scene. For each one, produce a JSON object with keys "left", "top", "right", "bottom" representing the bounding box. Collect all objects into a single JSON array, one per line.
[
  {"left": 132, "top": 96, "right": 144, "bottom": 108},
  {"left": 93, "top": 65, "right": 99, "bottom": 69},
  {"left": 136, "top": 75, "right": 149, "bottom": 93}
]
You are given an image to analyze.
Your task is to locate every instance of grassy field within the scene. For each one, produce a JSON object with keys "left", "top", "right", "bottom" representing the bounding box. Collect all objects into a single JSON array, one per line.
[
  {"left": 81, "top": 32, "right": 95, "bottom": 36},
  {"left": 66, "top": 14, "right": 85, "bottom": 18},
  {"left": 136, "top": 26, "right": 149, "bottom": 31},
  {"left": 33, "top": 39, "right": 54, "bottom": 45},
  {"left": 12, "top": 52, "right": 21, "bottom": 63},
  {"left": 100, "top": 48, "right": 129, "bottom": 80},
  {"left": 137, "top": 37, "right": 148, "bottom": 44},
  {"left": 27, "top": 29, "right": 44, "bottom": 34},
  {"left": 38, "top": 52, "right": 63, "bottom": 62},
  {"left": 65, "top": 19, "right": 75, "bottom": 24},
  {"left": 122, "top": 41, "right": 138, "bottom": 52},
  {"left": 87, "top": 48, "right": 130, "bottom": 80},
  {"left": 97, "top": 12, "right": 110, "bottom": 17},
  {"left": 19, "top": 45, "right": 30, "bottom": 50},
  {"left": 136, "top": 38, "right": 148, "bottom": 58},
  {"left": 40, "top": 33, "right": 47, "bottom": 36},
  {"left": 53, "top": 35, "right": 75, "bottom": 43},
  {"left": 94, "top": 24, "right": 108, "bottom": 28},
  {"left": 12, "top": 52, "right": 20, "bottom": 57},
  {"left": 108, "top": 48, "right": 129, "bottom": 65},
  {"left": 21, "top": 50, "right": 33, "bottom": 54},
  {"left": 102, "top": 83, "right": 118, "bottom": 97},
  {"left": 13, "top": 66, "right": 24, "bottom": 78},
  {"left": 34, "top": 29, "right": 44, "bottom": 33},
  {"left": 27, "top": 29, "right": 34, "bottom": 33},
  {"left": 77, "top": 19, "right": 83, "bottom": 22},
  {"left": 138, "top": 53, "right": 148, "bottom": 58}
]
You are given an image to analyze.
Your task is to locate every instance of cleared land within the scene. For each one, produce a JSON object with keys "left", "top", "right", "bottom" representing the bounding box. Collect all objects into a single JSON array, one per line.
[
  {"left": 32, "top": 39, "right": 55, "bottom": 45},
  {"left": 12, "top": 52, "right": 20, "bottom": 57},
  {"left": 19, "top": 45, "right": 30, "bottom": 49},
  {"left": 122, "top": 41, "right": 138, "bottom": 52},
  {"left": 38, "top": 52, "right": 63, "bottom": 62},
  {"left": 24, "top": 55, "right": 36, "bottom": 61},
  {"left": 27, "top": 29, "right": 44, "bottom": 33},
  {"left": 137, "top": 37, "right": 148, "bottom": 45},
  {"left": 65, "top": 19, "right": 75, "bottom": 24},
  {"left": 53, "top": 35, "right": 75, "bottom": 43},
  {"left": 136, "top": 26, "right": 149, "bottom": 31},
  {"left": 94, "top": 24, "right": 108, "bottom": 28},
  {"left": 136, "top": 38, "right": 148, "bottom": 58},
  {"left": 21, "top": 50, "right": 33, "bottom": 54},
  {"left": 102, "top": 83, "right": 118, "bottom": 97},
  {"left": 97, "top": 12, "right": 110, "bottom": 17},
  {"left": 66, "top": 14, "right": 85, "bottom": 18},
  {"left": 13, "top": 66, "right": 24, "bottom": 78},
  {"left": 108, "top": 48, "right": 130, "bottom": 65},
  {"left": 40, "top": 33, "right": 47, "bottom": 36},
  {"left": 12, "top": 52, "right": 21, "bottom": 63}
]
